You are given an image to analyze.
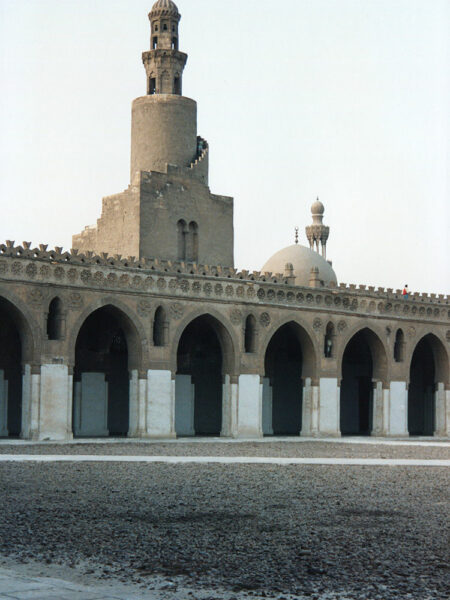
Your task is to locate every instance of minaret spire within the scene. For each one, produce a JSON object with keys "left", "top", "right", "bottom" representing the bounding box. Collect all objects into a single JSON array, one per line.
[
  {"left": 143, "top": 0, "right": 187, "bottom": 95},
  {"left": 305, "top": 198, "right": 330, "bottom": 259}
]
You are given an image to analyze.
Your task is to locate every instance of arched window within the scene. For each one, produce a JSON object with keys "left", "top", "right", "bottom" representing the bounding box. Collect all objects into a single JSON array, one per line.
[
  {"left": 153, "top": 307, "right": 167, "bottom": 347},
  {"left": 174, "top": 76, "right": 181, "bottom": 94},
  {"left": 47, "top": 298, "right": 65, "bottom": 340},
  {"left": 187, "top": 221, "right": 199, "bottom": 262},
  {"left": 172, "top": 37, "right": 178, "bottom": 50},
  {"left": 177, "top": 219, "right": 187, "bottom": 260},
  {"left": 163, "top": 23, "right": 168, "bottom": 31},
  {"left": 394, "top": 329, "right": 405, "bottom": 362},
  {"left": 324, "top": 322, "right": 335, "bottom": 358},
  {"left": 152, "top": 36, "right": 158, "bottom": 49},
  {"left": 244, "top": 315, "right": 257, "bottom": 353},
  {"left": 149, "top": 77, "right": 156, "bottom": 95}
]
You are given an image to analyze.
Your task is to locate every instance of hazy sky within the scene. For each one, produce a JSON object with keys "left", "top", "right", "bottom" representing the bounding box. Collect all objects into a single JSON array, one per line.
[{"left": 0, "top": 0, "right": 449, "bottom": 294}]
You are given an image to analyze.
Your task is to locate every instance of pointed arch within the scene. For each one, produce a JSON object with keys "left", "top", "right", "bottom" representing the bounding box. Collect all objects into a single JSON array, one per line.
[
  {"left": 324, "top": 321, "right": 335, "bottom": 358},
  {"left": 339, "top": 327, "right": 388, "bottom": 436},
  {"left": 187, "top": 221, "right": 198, "bottom": 262},
  {"left": 177, "top": 219, "right": 187, "bottom": 260},
  {"left": 408, "top": 333, "right": 449, "bottom": 436},
  {"left": 68, "top": 298, "right": 146, "bottom": 372}
]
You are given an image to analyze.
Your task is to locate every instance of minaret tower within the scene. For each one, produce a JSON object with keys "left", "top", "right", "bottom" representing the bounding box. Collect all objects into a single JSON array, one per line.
[
  {"left": 305, "top": 198, "right": 330, "bottom": 259},
  {"left": 143, "top": 0, "right": 187, "bottom": 95},
  {"left": 130, "top": 0, "right": 197, "bottom": 180},
  {"left": 73, "top": 0, "right": 234, "bottom": 267}
]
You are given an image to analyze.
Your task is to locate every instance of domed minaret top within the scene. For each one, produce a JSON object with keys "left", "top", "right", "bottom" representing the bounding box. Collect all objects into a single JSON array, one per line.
[
  {"left": 143, "top": 0, "right": 187, "bottom": 94},
  {"left": 150, "top": 0, "right": 180, "bottom": 18},
  {"left": 305, "top": 198, "right": 330, "bottom": 259}
]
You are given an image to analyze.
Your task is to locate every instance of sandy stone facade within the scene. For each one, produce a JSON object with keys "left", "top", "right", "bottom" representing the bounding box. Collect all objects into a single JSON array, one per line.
[{"left": 0, "top": 0, "right": 449, "bottom": 441}]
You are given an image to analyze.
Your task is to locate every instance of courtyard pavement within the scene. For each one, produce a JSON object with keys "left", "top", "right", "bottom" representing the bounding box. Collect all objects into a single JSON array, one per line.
[{"left": 0, "top": 438, "right": 448, "bottom": 600}]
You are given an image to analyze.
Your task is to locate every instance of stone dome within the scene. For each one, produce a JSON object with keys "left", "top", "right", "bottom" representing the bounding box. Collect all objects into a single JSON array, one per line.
[
  {"left": 311, "top": 198, "right": 325, "bottom": 215},
  {"left": 150, "top": 0, "right": 180, "bottom": 16},
  {"left": 261, "top": 244, "right": 337, "bottom": 288}
]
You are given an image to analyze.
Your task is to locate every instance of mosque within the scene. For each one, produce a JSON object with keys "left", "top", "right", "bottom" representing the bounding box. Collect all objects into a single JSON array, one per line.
[{"left": 0, "top": 0, "right": 448, "bottom": 441}]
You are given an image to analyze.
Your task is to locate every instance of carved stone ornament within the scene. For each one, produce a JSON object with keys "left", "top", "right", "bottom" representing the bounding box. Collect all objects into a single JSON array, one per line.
[
  {"left": 408, "top": 326, "right": 416, "bottom": 338},
  {"left": 157, "top": 277, "right": 166, "bottom": 290},
  {"left": 230, "top": 309, "right": 242, "bottom": 325},
  {"left": 54, "top": 266, "right": 65, "bottom": 280},
  {"left": 11, "top": 261, "right": 23, "bottom": 275},
  {"left": 313, "top": 317, "right": 322, "bottom": 331},
  {"left": 337, "top": 320, "right": 347, "bottom": 333},
  {"left": 25, "top": 263, "right": 37, "bottom": 278},
  {"left": 446, "top": 330, "right": 450, "bottom": 342},
  {"left": 170, "top": 303, "right": 184, "bottom": 320},
  {"left": 225, "top": 285, "right": 234, "bottom": 297},
  {"left": 68, "top": 292, "right": 83, "bottom": 310},
  {"left": 260, "top": 312, "right": 271, "bottom": 327},
  {"left": 80, "top": 269, "right": 92, "bottom": 283},
  {"left": 27, "top": 288, "right": 44, "bottom": 306},
  {"left": 137, "top": 299, "right": 152, "bottom": 317},
  {"left": 0, "top": 261, "right": 7, "bottom": 274},
  {"left": 179, "top": 279, "right": 189, "bottom": 292}
]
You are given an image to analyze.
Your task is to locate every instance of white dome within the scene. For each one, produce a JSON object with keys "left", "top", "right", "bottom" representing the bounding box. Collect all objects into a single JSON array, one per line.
[{"left": 261, "top": 244, "right": 337, "bottom": 288}]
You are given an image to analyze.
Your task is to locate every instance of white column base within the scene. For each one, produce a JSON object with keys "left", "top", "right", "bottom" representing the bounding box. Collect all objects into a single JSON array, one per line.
[
  {"left": 262, "top": 377, "right": 273, "bottom": 435},
  {"left": 38, "top": 364, "right": 73, "bottom": 441},
  {"left": 146, "top": 370, "right": 175, "bottom": 438},
  {"left": 372, "top": 381, "right": 384, "bottom": 435},
  {"left": 318, "top": 378, "right": 340, "bottom": 437},
  {"left": 435, "top": 383, "right": 448, "bottom": 437},
  {"left": 175, "top": 374, "right": 195, "bottom": 436},
  {"left": 128, "top": 370, "right": 140, "bottom": 437},
  {"left": 73, "top": 372, "right": 108, "bottom": 437},
  {"left": 386, "top": 381, "right": 408, "bottom": 437},
  {"left": 235, "top": 374, "right": 262, "bottom": 438}
]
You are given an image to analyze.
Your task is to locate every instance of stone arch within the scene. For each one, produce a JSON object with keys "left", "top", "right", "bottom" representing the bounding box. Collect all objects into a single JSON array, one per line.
[
  {"left": 174, "top": 311, "right": 237, "bottom": 436},
  {"left": 337, "top": 325, "right": 388, "bottom": 384},
  {"left": 407, "top": 333, "right": 449, "bottom": 436},
  {"left": 339, "top": 327, "right": 388, "bottom": 436},
  {"left": 261, "top": 319, "right": 316, "bottom": 436},
  {"left": 0, "top": 292, "right": 37, "bottom": 365},
  {"left": 68, "top": 297, "right": 147, "bottom": 373},
  {"left": 170, "top": 308, "right": 238, "bottom": 377},
  {"left": 258, "top": 317, "right": 317, "bottom": 380},
  {"left": 0, "top": 294, "right": 37, "bottom": 437}
]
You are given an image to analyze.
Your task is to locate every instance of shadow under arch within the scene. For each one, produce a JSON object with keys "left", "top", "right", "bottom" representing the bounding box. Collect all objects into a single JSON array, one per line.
[
  {"left": 170, "top": 308, "right": 238, "bottom": 377},
  {"left": 261, "top": 320, "right": 317, "bottom": 436},
  {"left": 339, "top": 326, "right": 388, "bottom": 436},
  {"left": 408, "top": 333, "right": 449, "bottom": 436},
  {"left": 173, "top": 312, "right": 236, "bottom": 437},
  {"left": 68, "top": 298, "right": 147, "bottom": 372},
  {"left": 0, "top": 294, "right": 38, "bottom": 437},
  {"left": 71, "top": 301, "right": 146, "bottom": 438}
]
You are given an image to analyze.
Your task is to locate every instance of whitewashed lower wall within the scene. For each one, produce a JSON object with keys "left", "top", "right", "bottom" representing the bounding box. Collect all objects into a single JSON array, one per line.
[
  {"left": 388, "top": 382, "right": 408, "bottom": 436},
  {"left": 38, "top": 364, "right": 72, "bottom": 441},
  {"left": 318, "top": 378, "right": 340, "bottom": 437},
  {"left": 175, "top": 374, "right": 195, "bottom": 436},
  {"left": 146, "top": 369, "right": 175, "bottom": 438}
]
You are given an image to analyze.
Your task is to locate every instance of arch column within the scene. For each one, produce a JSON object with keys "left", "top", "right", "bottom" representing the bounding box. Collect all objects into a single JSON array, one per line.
[
  {"left": 385, "top": 381, "right": 408, "bottom": 437},
  {"left": 36, "top": 363, "right": 73, "bottom": 441},
  {"left": 435, "top": 383, "right": 449, "bottom": 437},
  {"left": 318, "top": 377, "right": 340, "bottom": 437}
]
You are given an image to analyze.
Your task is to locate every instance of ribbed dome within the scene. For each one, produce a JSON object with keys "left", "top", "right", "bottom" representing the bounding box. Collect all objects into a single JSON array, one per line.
[
  {"left": 311, "top": 198, "right": 325, "bottom": 215},
  {"left": 150, "top": 0, "right": 180, "bottom": 16},
  {"left": 261, "top": 244, "right": 337, "bottom": 288}
]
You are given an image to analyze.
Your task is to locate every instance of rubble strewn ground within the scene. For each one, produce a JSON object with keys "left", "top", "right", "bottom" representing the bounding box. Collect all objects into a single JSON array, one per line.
[{"left": 0, "top": 440, "right": 448, "bottom": 599}]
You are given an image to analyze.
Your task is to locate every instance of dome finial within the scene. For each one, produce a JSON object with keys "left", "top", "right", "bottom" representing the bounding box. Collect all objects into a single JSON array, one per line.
[{"left": 294, "top": 226, "right": 299, "bottom": 245}]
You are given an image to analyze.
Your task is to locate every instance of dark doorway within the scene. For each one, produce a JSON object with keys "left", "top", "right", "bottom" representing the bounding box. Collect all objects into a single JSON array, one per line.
[
  {"left": 177, "top": 317, "right": 223, "bottom": 435},
  {"left": 340, "top": 330, "right": 373, "bottom": 435},
  {"left": 265, "top": 323, "right": 302, "bottom": 435},
  {"left": 0, "top": 299, "right": 22, "bottom": 437},
  {"left": 74, "top": 307, "right": 129, "bottom": 437},
  {"left": 408, "top": 337, "right": 435, "bottom": 435}
]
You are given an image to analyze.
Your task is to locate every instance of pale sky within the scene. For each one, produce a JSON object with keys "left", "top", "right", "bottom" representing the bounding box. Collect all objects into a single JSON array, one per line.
[{"left": 0, "top": 0, "right": 449, "bottom": 294}]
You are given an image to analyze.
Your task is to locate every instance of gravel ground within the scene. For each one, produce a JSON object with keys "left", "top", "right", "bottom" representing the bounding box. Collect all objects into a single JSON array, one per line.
[
  {"left": 0, "top": 452, "right": 448, "bottom": 599},
  {"left": 0, "top": 440, "right": 448, "bottom": 460}
]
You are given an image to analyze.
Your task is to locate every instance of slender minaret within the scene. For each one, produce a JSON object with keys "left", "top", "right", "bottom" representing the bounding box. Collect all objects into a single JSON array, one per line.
[
  {"left": 130, "top": 0, "right": 197, "bottom": 180},
  {"left": 305, "top": 198, "right": 330, "bottom": 259}
]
